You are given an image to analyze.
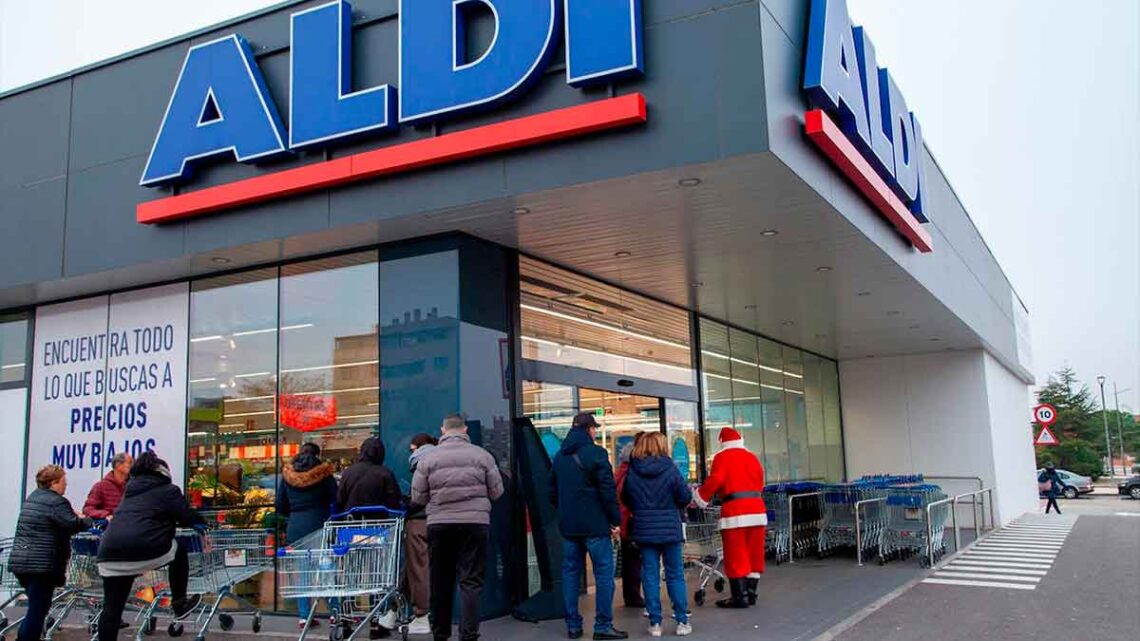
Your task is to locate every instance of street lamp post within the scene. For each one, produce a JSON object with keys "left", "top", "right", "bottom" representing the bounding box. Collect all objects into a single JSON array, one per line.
[
  {"left": 1114, "top": 384, "right": 1131, "bottom": 476},
  {"left": 1097, "top": 376, "right": 1111, "bottom": 477}
]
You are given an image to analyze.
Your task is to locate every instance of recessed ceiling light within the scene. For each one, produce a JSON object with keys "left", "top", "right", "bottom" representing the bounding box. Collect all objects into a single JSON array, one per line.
[
  {"left": 816, "top": 266, "right": 833, "bottom": 273},
  {"left": 929, "top": 337, "right": 941, "bottom": 342},
  {"left": 857, "top": 291, "right": 872, "bottom": 297},
  {"left": 909, "top": 324, "right": 921, "bottom": 330},
  {"left": 678, "top": 178, "right": 702, "bottom": 187},
  {"left": 760, "top": 229, "right": 779, "bottom": 237},
  {"left": 744, "top": 304, "right": 758, "bottom": 311},
  {"left": 511, "top": 206, "right": 531, "bottom": 215},
  {"left": 614, "top": 251, "right": 632, "bottom": 258},
  {"left": 887, "top": 310, "right": 901, "bottom": 316},
  {"left": 815, "top": 333, "right": 828, "bottom": 339},
  {"left": 690, "top": 281, "right": 704, "bottom": 288},
  {"left": 211, "top": 257, "right": 231, "bottom": 265},
  {"left": 781, "top": 320, "right": 795, "bottom": 327}
]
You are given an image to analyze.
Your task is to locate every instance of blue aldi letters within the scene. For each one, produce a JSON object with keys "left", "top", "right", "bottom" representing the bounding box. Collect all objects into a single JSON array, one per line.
[
  {"left": 141, "top": 0, "right": 644, "bottom": 187},
  {"left": 803, "top": 0, "right": 928, "bottom": 222}
]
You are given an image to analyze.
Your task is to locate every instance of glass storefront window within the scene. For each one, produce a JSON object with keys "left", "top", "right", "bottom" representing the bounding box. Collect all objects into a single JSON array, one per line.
[
  {"left": 821, "top": 361, "right": 844, "bottom": 481},
  {"left": 278, "top": 253, "right": 379, "bottom": 470},
  {"left": 783, "top": 347, "right": 808, "bottom": 480},
  {"left": 758, "top": 338, "right": 788, "bottom": 482},
  {"left": 519, "top": 257, "right": 694, "bottom": 387},
  {"left": 0, "top": 316, "right": 29, "bottom": 384},
  {"left": 699, "top": 321, "right": 733, "bottom": 472},
  {"left": 665, "top": 399, "right": 699, "bottom": 483},
  {"left": 579, "top": 388, "right": 661, "bottom": 469},
  {"left": 803, "top": 353, "right": 828, "bottom": 481},
  {"left": 187, "top": 268, "right": 279, "bottom": 513}
]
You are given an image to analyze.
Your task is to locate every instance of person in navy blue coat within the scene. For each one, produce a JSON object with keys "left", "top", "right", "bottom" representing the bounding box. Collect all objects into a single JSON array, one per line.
[{"left": 621, "top": 432, "right": 693, "bottom": 637}]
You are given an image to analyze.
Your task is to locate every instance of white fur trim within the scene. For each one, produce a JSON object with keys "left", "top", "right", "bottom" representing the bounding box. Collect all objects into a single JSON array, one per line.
[
  {"left": 719, "top": 513, "right": 768, "bottom": 530},
  {"left": 720, "top": 439, "right": 745, "bottom": 449},
  {"left": 747, "top": 572, "right": 761, "bottom": 579},
  {"left": 692, "top": 491, "right": 710, "bottom": 509}
]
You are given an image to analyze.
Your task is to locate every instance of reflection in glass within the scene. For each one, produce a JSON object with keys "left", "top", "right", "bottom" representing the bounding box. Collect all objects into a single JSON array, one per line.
[
  {"left": 519, "top": 257, "right": 694, "bottom": 387},
  {"left": 187, "top": 268, "right": 279, "bottom": 512},
  {"left": 0, "top": 317, "right": 29, "bottom": 384},
  {"left": 580, "top": 388, "right": 661, "bottom": 469},
  {"left": 783, "top": 347, "right": 808, "bottom": 480},
  {"left": 821, "top": 361, "right": 844, "bottom": 481},
  {"left": 728, "top": 329, "right": 764, "bottom": 462},
  {"left": 699, "top": 321, "right": 733, "bottom": 472},
  {"left": 803, "top": 354, "right": 828, "bottom": 480},
  {"left": 759, "top": 338, "right": 788, "bottom": 482},
  {"left": 278, "top": 253, "right": 379, "bottom": 471},
  {"left": 665, "top": 399, "right": 699, "bottom": 482}
]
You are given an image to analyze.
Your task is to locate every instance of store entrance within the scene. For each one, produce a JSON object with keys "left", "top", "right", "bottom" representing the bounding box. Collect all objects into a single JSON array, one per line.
[{"left": 522, "top": 381, "right": 700, "bottom": 483}]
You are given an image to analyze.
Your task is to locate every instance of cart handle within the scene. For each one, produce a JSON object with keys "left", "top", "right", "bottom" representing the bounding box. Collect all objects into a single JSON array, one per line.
[{"left": 330, "top": 505, "right": 405, "bottom": 520}]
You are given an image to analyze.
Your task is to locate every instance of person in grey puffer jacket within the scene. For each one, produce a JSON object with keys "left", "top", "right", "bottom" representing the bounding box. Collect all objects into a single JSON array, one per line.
[
  {"left": 410, "top": 415, "right": 504, "bottom": 641},
  {"left": 10, "top": 465, "right": 93, "bottom": 641}
]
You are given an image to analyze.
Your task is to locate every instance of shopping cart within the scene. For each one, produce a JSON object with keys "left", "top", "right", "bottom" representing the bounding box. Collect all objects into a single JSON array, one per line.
[
  {"left": 277, "top": 506, "right": 408, "bottom": 641},
  {"left": 763, "top": 482, "right": 823, "bottom": 564},
  {"left": 816, "top": 483, "right": 888, "bottom": 559},
  {"left": 0, "top": 537, "right": 26, "bottom": 632},
  {"left": 682, "top": 506, "right": 725, "bottom": 607},
  {"left": 134, "top": 526, "right": 274, "bottom": 641},
  {"left": 878, "top": 485, "right": 949, "bottom": 566}
]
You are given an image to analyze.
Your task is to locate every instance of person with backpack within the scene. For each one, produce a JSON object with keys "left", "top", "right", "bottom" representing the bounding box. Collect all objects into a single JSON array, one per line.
[
  {"left": 1039, "top": 462, "right": 1063, "bottom": 515},
  {"left": 277, "top": 442, "right": 338, "bottom": 630},
  {"left": 621, "top": 433, "right": 692, "bottom": 637},
  {"left": 548, "top": 412, "right": 627, "bottom": 640}
]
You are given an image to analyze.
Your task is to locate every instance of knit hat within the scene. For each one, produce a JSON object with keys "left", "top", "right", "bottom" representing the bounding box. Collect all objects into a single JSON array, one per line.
[{"left": 719, "top": 427, "right": 743, "bottom": 445}]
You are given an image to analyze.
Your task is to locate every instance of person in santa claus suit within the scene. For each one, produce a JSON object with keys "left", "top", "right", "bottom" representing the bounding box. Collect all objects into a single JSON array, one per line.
[{"left": 693, "top": 427, "right": 766, "bottom": 608}]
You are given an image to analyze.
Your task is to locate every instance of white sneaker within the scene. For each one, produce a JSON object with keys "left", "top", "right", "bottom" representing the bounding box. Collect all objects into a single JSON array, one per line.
[
  {"left": 406, "top": 616, "right": 431, "bottom": 635},
  {"left": 376, "top": 609, "right": 398, "bottom": 630},
  {"left": 648, "top": 623, "right": 662, "bottom": 637},
  {"left": 676, "top": 622, "right": 692, "bottom": 636}
]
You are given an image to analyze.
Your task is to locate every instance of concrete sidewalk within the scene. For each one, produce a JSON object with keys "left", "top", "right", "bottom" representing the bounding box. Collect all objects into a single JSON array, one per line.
[{"left": 42, "top": 554, "right": 926, "bottom": 641}]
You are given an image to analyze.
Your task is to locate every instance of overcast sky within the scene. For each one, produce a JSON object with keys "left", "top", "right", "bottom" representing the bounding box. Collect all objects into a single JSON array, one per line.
[{"left": 1, "top": 0, "right": 1137, "bottom": 408}]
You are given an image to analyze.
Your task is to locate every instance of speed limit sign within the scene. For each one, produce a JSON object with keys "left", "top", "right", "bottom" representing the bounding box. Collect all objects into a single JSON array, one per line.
[{"left": 1033, "top": 404, "right": 1057, "bottom": 426}]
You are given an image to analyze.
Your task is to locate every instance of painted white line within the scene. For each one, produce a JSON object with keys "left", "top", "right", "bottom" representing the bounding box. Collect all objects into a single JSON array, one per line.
[
  {"left": 980, "top": 540, "right": 1065, "bottom": 547},
  {"left": 1005, "top": 527, "right": 1072, "bottom": 533},
  {"left": 986, "top": 535, "right": 1068, "bottom": 542},
  {"left": 1007, "top": 524, "right": 1074, "bottom": 530},
  {"left": 934, "top": 571, "right": 1040, "bottom": 583},
  {"left": 922, "top": 578, "right": 1036, "bottom": 591},
  {"left": 965, "top": 551, "right": 1057, "bottom": 559},
  {"left": 975, "top": 544, "right": 1063, "bottom": 552},
  {"left": 944, "top": 565, "right": 1047, "bottom": 576},
  {"left": 949, "top": 559, "right": 1053, "bottom": 570}
]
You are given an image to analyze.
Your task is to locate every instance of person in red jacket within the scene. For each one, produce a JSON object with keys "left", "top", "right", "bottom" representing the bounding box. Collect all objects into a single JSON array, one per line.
[
  {"left": 693, "top": 427, "right": 766, "bottom": 608},
  {"left": 83, "top": 453, "right": 133, "bottom": 519}
]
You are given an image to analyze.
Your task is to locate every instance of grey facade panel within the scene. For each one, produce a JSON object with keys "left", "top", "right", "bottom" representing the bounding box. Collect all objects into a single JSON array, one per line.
[
  {"left": 183, "top": 189, "right": 330, "bottom": 257},
  {"left": 645, "top": 0, "right": 754, "bottom": 26},
  {"left": 63, "top": 156, "right": 185, "bottom": 276},
  {"left": 758, "top": 0, "right": 810, "bottom": 50},
  {"left": 0, "top": 81, "right": 71, "bottom": 192},
  {"left": 0, "top": 178, "right": 67, "bottom": 285},
  {"left": 67, "top": 44, "right": 188, "bottom": 174}
]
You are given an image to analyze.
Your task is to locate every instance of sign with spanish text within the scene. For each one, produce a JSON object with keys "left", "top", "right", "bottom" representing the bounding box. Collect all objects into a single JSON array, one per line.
[{"left": 26, "top": 284, "right": 189, "bottom": 505}]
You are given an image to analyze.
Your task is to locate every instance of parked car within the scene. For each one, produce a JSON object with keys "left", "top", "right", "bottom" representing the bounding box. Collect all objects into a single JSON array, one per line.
[
  {"left": 1036, "top": 468, "right": 1094, "bottom": 499},
  {"left": 1118, "top": 475, "right": 1140, "bottom": 500}
]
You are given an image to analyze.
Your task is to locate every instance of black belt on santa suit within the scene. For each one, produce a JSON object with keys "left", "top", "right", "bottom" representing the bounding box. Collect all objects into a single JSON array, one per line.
[{"left": 722, "top": 491, "right": 764, "bottom": 503}]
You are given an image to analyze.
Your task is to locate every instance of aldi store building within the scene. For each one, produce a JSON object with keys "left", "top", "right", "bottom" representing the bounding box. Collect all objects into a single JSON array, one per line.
[{"left": 0, "top": 0, "right": 1039, "bottom": 616}]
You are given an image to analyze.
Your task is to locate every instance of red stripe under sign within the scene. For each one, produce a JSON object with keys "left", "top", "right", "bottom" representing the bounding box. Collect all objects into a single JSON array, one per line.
[{"left": 137, "top": 93, "right": 649, "bottom": 224}]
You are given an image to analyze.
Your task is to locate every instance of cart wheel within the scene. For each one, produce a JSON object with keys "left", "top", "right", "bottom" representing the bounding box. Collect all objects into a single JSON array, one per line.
[
  {"left": 45, "top": 617, "right": 56, "bottom": 632},
  {"left": 218, "top": 614, "right": 234, "bottom": 631},
  {"left": 0, "top": 616, "right": 8, "bottom": 629},
  {"left": 329, "top": 624, "right": 344, "bottom": 641},
  {"left": 168, "top": 622, "right": 184, "bottom": 637},
  {"left": 400, "top": 626, "right": 409, "bottom": 641},
  {"left": 693, "top": 589, "right": 705, "bottom": 607},
  {"left": 252, "top": 614, "right": 262, "bottom": 634},
  {"left": 143, "top": 616, "right": 157, "bottom": 635},
  {"left": 194, "top": 635, "right": 206, "bottom": 641},
  {"left": 88, "top": 621, "right": 98, "bottom": 635},
  {"left": 713, "top": 578, "right": 726, "bottom": 593}
]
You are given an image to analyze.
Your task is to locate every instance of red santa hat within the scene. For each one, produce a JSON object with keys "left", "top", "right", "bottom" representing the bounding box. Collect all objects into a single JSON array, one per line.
[{"left": 718, "top": 427, "right": 743, "bottom": 446}]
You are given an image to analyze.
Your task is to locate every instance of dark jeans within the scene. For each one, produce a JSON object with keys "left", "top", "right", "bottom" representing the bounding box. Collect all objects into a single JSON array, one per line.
[
  {"left": 619, "top": 540, "right": 642, "bottom": 606},
  {"left": 1045, "top": 495, "right": 1061, "bottom": 514},
  {"left": 428, "top": 523, "right": 488, "bottom": 641},
  {"left": 561, "top": 536, "right": 615, "bottom": 634},
  {"left": 98, "top": 542, "right": 189, "bottom": 641},
  {"left": 16, "top": 574, "right": 57, "bottom": 641}
]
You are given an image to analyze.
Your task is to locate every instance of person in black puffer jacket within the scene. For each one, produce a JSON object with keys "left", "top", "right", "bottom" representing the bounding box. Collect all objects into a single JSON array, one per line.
[
  {"left": 621, "top": 432, "right": 693, "bottom": 637},
  {"left": 336, "top": 437, "right": 401, "bottom": 512},
  {"left": 10, "top": 465, "right": 93, "bottom": 641},
  {"left": 96, "top": 452, "right": 204, "bottom": 641},
  {"left": 277, "top": 442, "right": 338, "bottom": 630}
]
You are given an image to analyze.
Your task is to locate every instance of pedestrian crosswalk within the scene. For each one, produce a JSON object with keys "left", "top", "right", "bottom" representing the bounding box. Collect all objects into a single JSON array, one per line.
[{"left": 921, "top": 516, "right": 1076, "bottom": 591}]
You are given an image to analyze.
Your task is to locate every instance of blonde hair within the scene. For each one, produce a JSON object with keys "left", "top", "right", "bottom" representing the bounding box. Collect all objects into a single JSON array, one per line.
[
  {"left": 35, "top": 465, "right": 66, "bottom": 489},
  {"left": 632, "top": 432, "right": 668, "bottom": 459}
]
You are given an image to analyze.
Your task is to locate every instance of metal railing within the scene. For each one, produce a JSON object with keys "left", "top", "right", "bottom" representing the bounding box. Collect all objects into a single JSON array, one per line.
[
  {"left": 950, "top": 488, "right": 995, "bottom": 551},
  {"left": 924, "top": 495, "right": 956, "bottom": 568},
  {"left": 786, "top": 491, "right": 822, "bottom": 565},
  {"left": 854, "top": 496, "right": 886, "bottom": 566}
]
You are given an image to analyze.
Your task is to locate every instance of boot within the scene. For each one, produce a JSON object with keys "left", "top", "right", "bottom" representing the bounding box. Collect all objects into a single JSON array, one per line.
[
  {"left": 745, "top": 578, "right": 759, "bottom": 606},
  {"left": 714, "top": 579, "right": 749, "bottom": 609}
]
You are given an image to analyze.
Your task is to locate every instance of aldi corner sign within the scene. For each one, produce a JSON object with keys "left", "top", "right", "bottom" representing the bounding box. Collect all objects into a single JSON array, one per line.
[
  {"left": 137, "top": 0, "right": 645, "bottom": 223},
  {"left": 803, "top": 0, "right": 933, "bottom": 253}
]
